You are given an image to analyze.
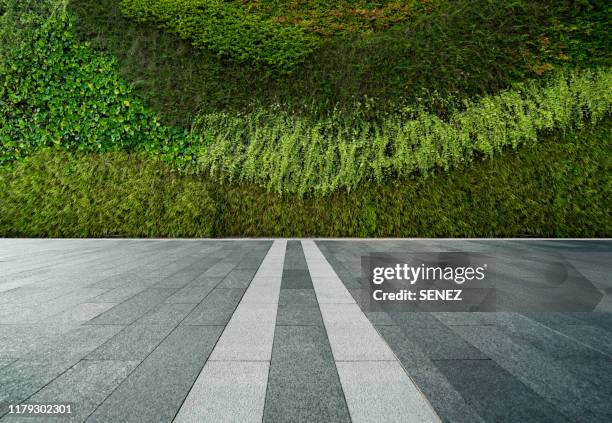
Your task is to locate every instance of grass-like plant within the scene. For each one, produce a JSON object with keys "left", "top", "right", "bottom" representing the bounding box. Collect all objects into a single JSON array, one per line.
[{"left": 192, "top": 68, "right": 611, "bottom": 194}]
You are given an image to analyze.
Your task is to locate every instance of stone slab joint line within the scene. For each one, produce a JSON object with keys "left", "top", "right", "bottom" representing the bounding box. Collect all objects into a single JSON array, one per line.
[
  {"left": 302, "top": 239, "right": 441, "bottom": 423},
  {"left": 174, "top": 240, "right": 286, "bottom": 423}
]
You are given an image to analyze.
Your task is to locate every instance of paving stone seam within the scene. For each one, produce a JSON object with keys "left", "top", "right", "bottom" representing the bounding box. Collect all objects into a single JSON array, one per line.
[
  {"left": 173, "top": 240, "right": 285, "bottom": 423},
  {"left": 83, "top": 243, "right": 270, "bottom": 422},
  {"left": 303, "top": 240, "right": 442, "bottom": 423}
]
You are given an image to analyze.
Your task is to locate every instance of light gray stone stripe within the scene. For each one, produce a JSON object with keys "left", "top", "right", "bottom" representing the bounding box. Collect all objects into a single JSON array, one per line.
[
  {"left": 174, "top": 240, "right": 286, "bottom": 423},
  {"left": 302, "top": 240, "right": 440, "bottom": 423}
]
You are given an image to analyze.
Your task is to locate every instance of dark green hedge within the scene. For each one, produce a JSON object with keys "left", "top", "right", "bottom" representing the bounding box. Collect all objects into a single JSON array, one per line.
[
  {"left": 2, "top": 122, "right": 610, "bottom": 237},
  {"left": 119, "top": 0, "right": 318, "bottom": 71}
]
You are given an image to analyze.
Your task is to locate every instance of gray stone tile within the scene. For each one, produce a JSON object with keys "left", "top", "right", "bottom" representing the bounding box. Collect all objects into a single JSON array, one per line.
[
  {"left": 434, "top": 359, "right": 572, "bottom": 423},
  {"left": 0, "top": 325, "right": 73, "bottom": 360},
  {"left": 154, "top": 269, "right": 201, "bottom": 289},
  {"left": 394, "top": 323, "right": 488, "bottom": 361},
  {"left": 336, "top": 361, "right": 439, "bottom": 423},
  {"left": 281, "top": 270, "right": 313, "bottom": 289},
  {"left": 135, "top": 303, "right": 196, "bottom": 326},
  {"left": 521, "top": 312, "right": 585, "bottom": 328},
  {"left": 388, "top": 312, "right": 446, "bottom": 328},
  {"left": 319, "top": 304, "right": 396, "bottom": 361},
  {"left": 240, "top": 280, "right": 282, "bottom": 304},
  {"left": 208, "top": 320, "right": 276, "bottom": 361},
  {"left": 496, "top": 314, "right": 605, "bottom": 359},
  {"left": 552, "top": 324, "right": 612, "bottom": 358},
  {"left": 0, "top": 360, "right": 15, "bottom": 370},
  {"left": 572, "top": 312, "right": 612, "bottom": 332},
  {"left": 311, "top": 278, "right": 355, "bottom": 304},
  {"left": 86, "top": 324, "right": 174, "bottom": 361},
  {"left": 88, "top": 289, "right": 177, "bottom": 325},
  {"left": 165, "top": 285, "right": 217, "bottom": 304},
  {"left": 181, "top": 289, "right": 245, "bottom": 325},
  {"left": 203, "top": 262, "right": 236, "bottom": 278},
  {"left": 556, "top": 357, "right": 612, "bottom": 399},
  {"left": 174, "top": 361, "right": 269, "bottom": 423},
  {"left": 0, "top": 360, "right": 74, "bottom": 418},
  {"left": 230, "top": 303, "right": 277, "bottom": 323},
  {"left": 89, "top": 285, "right": 148, "bottom": 303},
  {"left": 407, "top": 364, "right": 486, "bottom": 423},
  {"left": 276, "top": 304, "right": 323, "bottom": 326},
  {"left": 86, "top": 325, "right": 223, "bottom": 423},
  {"left": 452, "top": 325, "right": 608, "bottom": 421},
  {"left": 24, "top": 325, "right": 124, "bottom": 362},
  {"left": 366, "top": 311, "right": 395, "bottom": 325},
  {"left": 218, "top": 269, "right": 256, "bottom": 288},
  {"left": 433, "top": 312, "right": 499, "bottom": 326},
  {"left": 45, "top": 303, "right": 117, "bottom": 325},
  {"left": 185, "top": 276, "right": 224, "bottom": 288},
  {"left": 4, "top": 360, "right": 138, "bottom": 422},
  {"left": 278, "top": 289, "right": 318, "bottom": 306},
  {"left": 375, "top": 325, "right": 431, "bottom": 367},
  {"left": 264, "top": 326, "right": 350, "bottom": 423}
]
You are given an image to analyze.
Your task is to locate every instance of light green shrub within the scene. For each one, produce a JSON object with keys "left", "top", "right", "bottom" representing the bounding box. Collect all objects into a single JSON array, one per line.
[
  {"left": 119, "top": 0, "right": 318, "bottom": 71},
  {"left": 191, "top": 68, "right": 612, "bottom": 195}
]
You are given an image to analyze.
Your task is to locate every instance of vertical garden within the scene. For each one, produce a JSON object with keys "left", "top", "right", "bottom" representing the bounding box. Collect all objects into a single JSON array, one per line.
[{"left": 1, "top": 0, "right": 610, "bottom": 237}]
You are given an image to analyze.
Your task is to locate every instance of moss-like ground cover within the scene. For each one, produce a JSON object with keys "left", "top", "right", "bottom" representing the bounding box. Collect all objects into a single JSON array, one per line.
[
  {"left": 2, "top": 122, "right": 610, "bottom": 237},
  {"left": 1, "top": 0, "right": 610, "bottom": 237}
]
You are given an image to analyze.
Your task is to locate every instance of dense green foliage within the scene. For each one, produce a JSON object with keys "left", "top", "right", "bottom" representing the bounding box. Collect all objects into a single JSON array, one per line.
[
  {"left": 2, "top": 123, "right": 610, "bottom": 237},
  {"left": 3, "top": 7, "right": 609, "bottom": 194},
  {"left": 69, "top": 0, "right": 608, "bottom": 124},
  {"left": 0, "top": 151, "right": 215, "bottom": 237},
  {"left": 192, "top": 69, "right": 611, "bottom": 194},
  {"left": 119, "top": 0, "right": 318, "bottom": 71},
  {"left": 0, "top": 13, "right": 188, "bottom": 166},
  {"left": 1, "top": 9, "right": 610, "bottom": 195},
  {"left": 242, "top": 0, "right": 431, "bottom": 36},
  {"left": 1, "top": 0, "right": 610, "bottom": 237}
]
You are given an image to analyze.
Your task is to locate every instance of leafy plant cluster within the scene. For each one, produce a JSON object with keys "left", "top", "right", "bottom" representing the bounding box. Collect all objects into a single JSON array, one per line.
[
  {"left": 242, "top": 0, "right": 433, "bottom": 36},
  {"left": 520, "top": 0, "right": 611, "bottom": 76},
  {"left": 119, "top": 0, "right": 318, "bottom": 71},
  {"left": 192, "top": 68, "right": 612, "bottom": 195},
  {"left": 70, "top": 0, "right": 606, "bottom": 126},
  {"left": 1, "top": 9, "right": 610, "bottom": 199},
  {"left": 2, "top": 122, "right": 610, "bottom": 237},
  {"left": 0, "top": 12, "right": 190, "bottom": 166}
]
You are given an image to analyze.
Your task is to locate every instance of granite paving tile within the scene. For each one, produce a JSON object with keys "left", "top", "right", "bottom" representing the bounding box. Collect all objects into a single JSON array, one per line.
[
  {"left": 453, "top": 324, "right": 609, "bottom": 421},
  {"left": 278, "top": 289, "right": 318, "bottom": 306},
  {"left": 276, "top": 304, "right": 323, "bottom": 326},
  {"left": 181, "top": 289, "right": 245, "bottom": 325},
  {"left": 164, "top": 285, "right": 217, "bottom": 304},
  {"left": 86, "top": 325, "right": 222, "bottom": 423},
  {"left": 87, "top": 289, "right": 177, "bottom": 325},
  {"left": 434, "top": 359, "right": 571, "bottom": 423},
  {"left": 174, "top": 361, "right": 269, "bottom": 423},
  {"left": 218, "top": 269, "right": 257, "bottom": 288},
  {"left": 134, "top": 303, "right": 196, "bottom": 326},
  {"left": 336, "top": 361, "right": 440, "bottom": 423},
  {"left": 1, "top": 360, "right": 138, "bottom": 422},
  {"left": 407, "top": 363, "right": 486, "bottom": 423},
  {"left": 264, "top": 326, "right": 350, "bottom": 423},
  {"left": 85, "top": 324, "right": 175, "bottom": 362},
  {"left": 0, "top": 360, "right": 75, "bottom": 418},
  {"left": 24, "top": 325, "right": 124, "bottom": 362}
]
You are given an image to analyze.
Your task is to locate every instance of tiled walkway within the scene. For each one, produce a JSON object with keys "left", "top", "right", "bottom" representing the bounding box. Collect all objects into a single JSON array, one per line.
[{"left": 0, "top": 239, "right": 610, "bottom": 422}]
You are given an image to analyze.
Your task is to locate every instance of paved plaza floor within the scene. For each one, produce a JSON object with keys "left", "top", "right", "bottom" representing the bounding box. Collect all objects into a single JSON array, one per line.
[{"left": 0, "top": 239, "right": 611, "bottom": 422}]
